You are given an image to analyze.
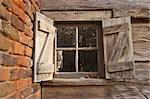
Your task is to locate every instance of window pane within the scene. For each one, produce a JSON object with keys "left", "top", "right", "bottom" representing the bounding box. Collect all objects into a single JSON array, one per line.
[
  {"left": 79, "top": 50, "right": 98, "bottom": 72},
  {"left": 57, "top": 50, "right": 75, "bottom": 72},
  {"left": 57, "top": 26, "right": 76, "bottom": 47},
  {"left": 79, "top": 25, "right": 97, "bottom": 47}
]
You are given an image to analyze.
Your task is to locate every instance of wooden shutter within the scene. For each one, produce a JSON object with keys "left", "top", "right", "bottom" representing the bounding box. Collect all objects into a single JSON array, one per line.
[
  {"left": 34, "top": 12, "right": 56, "bottom": 82},
  {"left": 102, "top": 17, "right": 135, "bottom": 79}
]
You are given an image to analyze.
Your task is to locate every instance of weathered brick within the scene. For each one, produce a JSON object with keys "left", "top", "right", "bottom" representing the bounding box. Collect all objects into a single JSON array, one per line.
[
  {"left": 21, "top": 87, "right": 32, "bottom": 98},
  {"left": 23, "top": 1, "right": 34, "bottom": 20},
  {"left": 0, "top": 18, "right": 2, "bottom": 31},
  {"left": 0, "top": 68, "right": 10, "bottom": 81},
  {"left": 12, "top": 3, "right": 20, "bottom": 16},
  {"left": 0, "top": 52, "right": 17, "bottom": 66},
  {"left": 35, "top": 90, "right": 41, "bottom": 99},
  {"left": 16, "top": 56, "right": 32, "bottom": 67},
  {"left": 30, "top": 0, "right": 39, "bottom": 11},
  {"left": 24, "top": 25, "right": 33, "bottom": 38},
  {"left": 32, "top": 84, "right": 41, "bottom": 94},
  {"left": 29, "top": 40, "right": 33, "bottom": 48},
  {"left": 0, "top": 82, "right": 16, "bottom": 97},
  {"left": 2, "top": 0, "right": 13, "bottom": 11},
  {"left": 11, "top": 14, "right": 25, "bottom": 32},
  {"left": 10, "top": 42, "right": 24, "bottom": 55},
  {"left": 25, "top": 14, "right": 33, "bottom": 28},
  {"left": 13, "top": 0, "right": 24, "bottom": 9},
  {"left": 25, "top": 46, "right": 32, "bottom": 57},
  {"left": 0, "top": 4, "right": 11, "bottom": 21},
  {"left": 10, "top": 68, "right": 32, "bottom": 80},
  {"left": 27, "top": 94, "right": 36, "bottom": 99},
  {"left": 15, "top": 78, "right": 30, "bottom": 90},
  {"left": 0, "top": 34, "right": 12, "bottom": 51},
  {"left": 18, "top": 8, "right": 26, "bottom": 23},
  {"left": 19, "top": 33, "right": 32, "bottom": 46},
  {"left": 2, "top": 21, "right": 20, "bottom": 41}
]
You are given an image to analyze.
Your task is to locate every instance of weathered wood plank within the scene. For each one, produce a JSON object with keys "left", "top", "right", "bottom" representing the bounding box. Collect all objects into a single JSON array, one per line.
[
  {"left": 103, "top": 17, "right": 135, "bottom": 79},
  {"left": 54, "top": 72, "right": 98, "bottom": 78},
  {"left": 108, "top": 62, "right": 134, "bottom": 72},
  {"left": 132, "top": 24, "right": 150, "bottom": 61},
  {"left": 135, "top": 62, "right": 150, "bottom": 80},
  {"left": 103, "top": 24, "right": 129, "bottom": 35},
  {"left": 42, "top": 85, "right": 146, "bottom": 99},
  {"left": 42, "top": 78, "right": 113, "bottom": 86},
  {"left": 42, "top": 11, "right": 112, "bottom": 21},
  {"left": 40, "top": 0, "right": 150, "bottom": 18},
  {"left": 34, "top": 12, "right": 55, "bottom": 82}
]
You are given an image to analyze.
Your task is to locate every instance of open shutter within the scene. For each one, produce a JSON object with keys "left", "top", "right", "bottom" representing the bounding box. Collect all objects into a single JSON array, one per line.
[
  {"left": 102, "top": 17, "right": 135, "bottom": 79},
  {"left": 34, "top": 12, "right": 56, "bottom": 82}
]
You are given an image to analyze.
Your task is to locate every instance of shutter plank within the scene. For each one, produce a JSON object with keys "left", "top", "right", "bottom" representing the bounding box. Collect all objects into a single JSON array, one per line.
[
  {"left": 34, "top": 12, "right": 56, "bottom": 82},
  {"left": 108, "top": 62, "right": 134, "bottom": 72},
  {"left": 102, "top": 17, "right": 135, "bottom": 79}
]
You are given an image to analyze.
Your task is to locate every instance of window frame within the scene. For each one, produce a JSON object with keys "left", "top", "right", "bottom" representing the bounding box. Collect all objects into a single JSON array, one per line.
[{"left": 54, "top": 21, "right": 101, "bottom": 74}]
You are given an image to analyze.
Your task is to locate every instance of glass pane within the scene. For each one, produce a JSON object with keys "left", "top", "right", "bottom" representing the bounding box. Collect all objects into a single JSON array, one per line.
[
  {"left": 79, "top": 50, "right": 98, "bottom": 72},
  {"left": 57, "top": 26, "right": 76, "bottom": 47},
  {"left": 57, "top": 50, "right": 75, "bottom": 72},
  {"left": 79, "top": 25, "right": 97, "bottom": 47}
]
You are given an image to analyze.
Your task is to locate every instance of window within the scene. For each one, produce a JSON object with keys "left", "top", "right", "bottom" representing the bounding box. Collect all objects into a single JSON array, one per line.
[
  {"left": 55, "top": 22, "right": 99, "bottom": 72},
  {"left": 34, "top": 12, "right": 135, "bottom": 82}
]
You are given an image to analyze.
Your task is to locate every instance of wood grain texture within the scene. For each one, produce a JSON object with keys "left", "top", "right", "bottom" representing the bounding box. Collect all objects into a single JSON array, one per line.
[
  {"left": 135, "top": 62, "right": 150, "bottom": 80},
  {"left": 42, "top": 11, "right": 112, "bottom": 21},
  {"left": 40, "top": 0, "right": 150, "bottom": 18},
  {"left": 34, "top": 12, "right": 55, "bottom": 82},
  {"left": 42, "top": 85, "right": 146, "bottom": 99},
  {"left": 103, "top": 17, "right": 135, "bottom": 79},
  {"left": 132, "top": 24, "right": 150, "bottom": 61}
]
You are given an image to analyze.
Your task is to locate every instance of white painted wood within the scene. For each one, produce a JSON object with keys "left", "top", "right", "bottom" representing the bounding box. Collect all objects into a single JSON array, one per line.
[{"left": 34, "top": 12, "right": 56, "bottom": 82}]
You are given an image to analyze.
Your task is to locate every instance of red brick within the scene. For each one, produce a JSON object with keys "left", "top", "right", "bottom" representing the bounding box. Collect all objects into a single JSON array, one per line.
[
  {"left": 0, "top": 4, "right": 11, "bottom": 21},
  {"left": 24, "top": 25, "right": 33, "bottom": 38},
  {"left": 12, "top": 3, "right": 20, "bottom": 16},
  {"left": 19, "top": 33, "right": 32, "bottom": 46},
  {"left": 2, "top": 0, "right": 13, "bottom": 11},
  {"left": 21, "top": 87, "right": 32, "bottom": 98},
  {"left": 0, "top": 68, "right": 10, "bottom": 81},
  {"left": 30, "top": 0, "right": 39, "bottom": 11},
  {"left": 35, "top": 90, "right": 41, "bottom": 99},
  {"left": 23, "top": 1, "right": 34, "bottom": 20},
  {"left": 15, "top": 78, "right": 29, "bottom": 90},
  {"left": 28, "top": 94, "right": 36, "bottom": 99},
  {"left": 25, "top": 14, "right": 33, "bottom": 28},
  {"left": 25, "top": 46, "right": 32, "bottom": 57},
  {"left": 2, "top": 21, "right": 20, "bottom": 41},
  {"left": 0, "top": 82, "right": 16, "bottom": 97},
  {"left": 18, "top": 8, "right": 26, "bottom": 23},
  {"left": 0, "top": 34, "right": 12, "bottom": 51},
  {"left": 11, "top": 14, "right": 25, "bottom": 32},
  {"left": 9, "top": 42, "right": 24, "bottom": 55},
  {"left": 13, "top": 0, "right": 24, "bottom": 9},
  {"left": 32, "top": 84, "right": 41, "bottom": 94},
  {"left": 10, "top": 68, "right": 32, "bottom": 80},
  {"left": 16, "top": 56, "right": 31, "bottom": 67},
  {"left": 0, "top": 52, "right": 17, "bottom": 66}
]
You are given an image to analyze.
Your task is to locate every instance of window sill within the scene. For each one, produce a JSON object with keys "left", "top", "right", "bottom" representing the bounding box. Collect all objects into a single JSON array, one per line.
[{"left": 41, "top": 78, "right": 114, "bottom": 86}]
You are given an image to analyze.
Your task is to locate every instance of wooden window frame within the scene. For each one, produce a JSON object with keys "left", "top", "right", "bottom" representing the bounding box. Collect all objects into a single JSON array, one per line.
[{"left": 54, "top": 21, "right": 104, "bottom": 77}]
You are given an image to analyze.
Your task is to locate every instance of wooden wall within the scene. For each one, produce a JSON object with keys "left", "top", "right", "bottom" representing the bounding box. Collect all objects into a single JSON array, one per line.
[
  {"left": 40, "top": 0, "right": 150, "bottom": 18},
  {"left": 40, "top": 0, "right": 150, "bottom": 81}
]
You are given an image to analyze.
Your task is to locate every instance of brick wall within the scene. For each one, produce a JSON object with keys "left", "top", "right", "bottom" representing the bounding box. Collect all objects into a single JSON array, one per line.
[{"left": 0, "top": 0, "right": 41, "bottom": 98}]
